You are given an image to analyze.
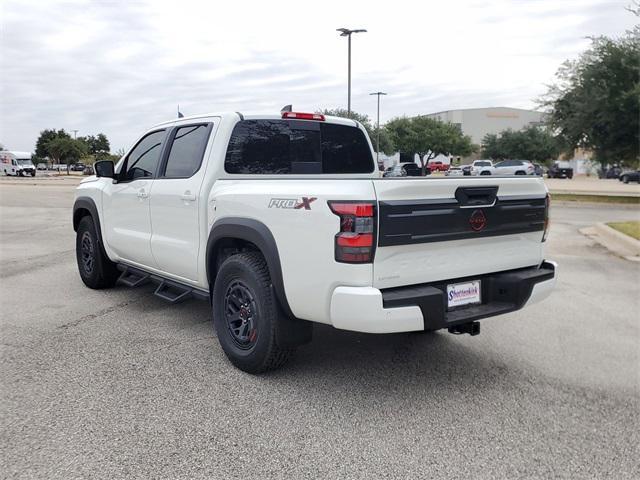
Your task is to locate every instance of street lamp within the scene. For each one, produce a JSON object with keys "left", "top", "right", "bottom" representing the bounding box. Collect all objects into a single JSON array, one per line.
[
  {"left": 369, "top": 91, "right": 387, "bottom": 163},
  {"left": 336, "top": 28, "right": 367, "bottom": 115}
]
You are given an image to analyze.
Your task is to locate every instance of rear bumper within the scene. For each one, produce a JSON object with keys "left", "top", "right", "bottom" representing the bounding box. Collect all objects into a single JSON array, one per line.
[{"left": 329, "top": 261, "right": 557, "bottom": 333}]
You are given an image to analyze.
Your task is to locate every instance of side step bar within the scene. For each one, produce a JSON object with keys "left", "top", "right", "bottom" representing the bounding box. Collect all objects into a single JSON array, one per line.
[
  {"left": 117, "top": 269, "right": 150, "bottom": 287},
  {"left": 116, "top": 265, "right": 208, "bottom": 304}
]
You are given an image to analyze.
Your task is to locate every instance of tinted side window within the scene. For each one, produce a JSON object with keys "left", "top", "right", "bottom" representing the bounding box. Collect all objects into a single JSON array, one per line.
[
  {"left": 163, "top": 124, "right": 211, "bottom": 178},
  {"left": 124, "top": 130, "right": 165, "bottom": 180},
  {"left": 224, "top": 120, "right": 373, "bottom": 174},
  {"left": 225, "top": 120, "right": 319, "bottom": 174},
  {"left": 320, "top": 123, "right": 374, "bottom": 174}
]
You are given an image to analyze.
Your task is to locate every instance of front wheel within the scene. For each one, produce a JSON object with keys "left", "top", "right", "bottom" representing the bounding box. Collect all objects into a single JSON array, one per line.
[
  {"left": 213, "top": 252, "right": 294, "bottom": 373},
  {"left": 30, "top": 170, "right": 36, "bottom": 177},
  {"left": 75, "top": 216, "right": 119, "bottom": 289}
]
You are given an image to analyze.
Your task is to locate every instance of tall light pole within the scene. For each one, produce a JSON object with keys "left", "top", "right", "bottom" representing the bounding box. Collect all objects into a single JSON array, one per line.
[
  {"left": 369, "top": 91, "right": 387, "bottom": 163},
  {"left": 336, "top": 28, "right": 366, "bottom": 115},
  {"left": 72, "top": 129, "right": 78, "bottom": 139}
]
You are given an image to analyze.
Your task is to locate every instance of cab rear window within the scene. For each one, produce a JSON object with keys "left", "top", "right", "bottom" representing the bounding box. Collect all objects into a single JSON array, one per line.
[{"left": 224, "top": 120, "right": 374, "bottom": 174}]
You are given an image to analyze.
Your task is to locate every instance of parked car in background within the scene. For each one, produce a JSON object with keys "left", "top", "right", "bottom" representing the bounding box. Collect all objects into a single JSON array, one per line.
[
  {"left": 618, "top": 170, "right": 640, "bottom": 184},
  {"left": 598, "top": 165, "right": 622, "bottom": 179},
  {"left": 547, "top": 161, "right": 573, "bottom": 179},
  {"left": 461, "top": 165, "right": 472, "bottom": 176},
  {"left": 401, "top": 162, "right": 423, "bottom": 177},
  {"left": 445, "top": 166, "right": 464, "bottom": 176},
  {"left": 427, "top": 160, "right": 449, "bottom": 173},
  {"left": 82, "top": 165, "right": 95, "bottom": 176},
  {"left": 533, "top": 163, "right": 544, "bottom": 176},
  {"left": 385, "top": 162, "right": 424, "bottom": 177},
  {"left": 37, "top": 163, "right": 47, "bottom": 170},
  {"left": 383, "top": 165, "right": 407, "bottom": 177},
  {"left": 72, "top": 163, "right": 85, "bottom": 172},
  {"left": 470, "top": 160, "right": 495, "bottom": 176},
  {"left": 493, "top": 159, "right": 535, "bottom": 176}
]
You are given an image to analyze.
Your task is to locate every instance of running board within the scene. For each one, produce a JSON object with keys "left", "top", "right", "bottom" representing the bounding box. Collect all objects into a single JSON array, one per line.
[
  {"left": 154, "top": 281, "right": 191, "bottom": 304},
  {"left": 116, "top": 264, "right": 208, "bottom": 303},
  {"left": 117, "top": 268, "right": 150, "bottom": 287}
]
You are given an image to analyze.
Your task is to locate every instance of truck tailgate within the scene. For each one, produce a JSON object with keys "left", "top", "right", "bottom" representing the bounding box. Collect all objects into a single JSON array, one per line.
[{"left": 372, "top": 177, "right": 547, "bottom": 289}]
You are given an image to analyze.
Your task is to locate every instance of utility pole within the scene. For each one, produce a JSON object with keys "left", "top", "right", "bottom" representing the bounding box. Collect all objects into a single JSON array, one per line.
[
  {"left": 72, "top": 130, "right": 78, "bottom": 139},
  {"left": 369, "top": 91, "right": 387, "bottom": 163},
  {"left": 336, "top": 28, "right": 367, "bottom": 115}
]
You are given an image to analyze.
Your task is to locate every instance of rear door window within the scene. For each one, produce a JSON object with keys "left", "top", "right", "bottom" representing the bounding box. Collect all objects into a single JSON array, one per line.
[
  {"left": 224, "top": 120, "right": 373, "bottom": 174},
  {"left": 162, "top": 124, "right": 212, "bottom": 178}
]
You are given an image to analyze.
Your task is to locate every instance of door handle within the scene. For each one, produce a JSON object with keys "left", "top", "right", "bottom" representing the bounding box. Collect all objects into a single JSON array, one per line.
[
  {"left": 181, "top": 191, "right": 196, "bottom": 202},
  {"left": 137, "top": 189, "right": 148, "bottom": 199}
]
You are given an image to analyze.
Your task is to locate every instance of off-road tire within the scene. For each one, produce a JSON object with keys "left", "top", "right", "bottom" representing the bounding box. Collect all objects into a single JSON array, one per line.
[
  {"left": 75, "top": 216, "right": 119, "bottom": 289},
  {"left": 213, "top": 252, "right": 294, "bottom": 373}
]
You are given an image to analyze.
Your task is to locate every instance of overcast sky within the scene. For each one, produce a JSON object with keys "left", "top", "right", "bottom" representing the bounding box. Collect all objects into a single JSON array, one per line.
[{"left": 0, "top": 0, "right": 635, "bottom": 152}]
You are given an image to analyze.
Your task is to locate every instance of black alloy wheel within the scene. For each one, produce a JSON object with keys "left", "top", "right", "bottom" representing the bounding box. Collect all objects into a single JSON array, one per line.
[
  {"left": 224, "top": 280, "right": 259, "bottom": 349},
  {"left": 80, "top": 231, "right": 95, "bottom": 276}
]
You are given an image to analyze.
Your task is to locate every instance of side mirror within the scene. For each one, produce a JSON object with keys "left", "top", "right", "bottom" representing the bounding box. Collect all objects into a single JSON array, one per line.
[{"left": 94, "top": 160, "right": 115, "bottom": 178}]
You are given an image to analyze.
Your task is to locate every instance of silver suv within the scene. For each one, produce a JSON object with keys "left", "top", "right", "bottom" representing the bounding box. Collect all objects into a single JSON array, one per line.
[{"left": 493, "top": 159, "right": 535, "bottom": 175}]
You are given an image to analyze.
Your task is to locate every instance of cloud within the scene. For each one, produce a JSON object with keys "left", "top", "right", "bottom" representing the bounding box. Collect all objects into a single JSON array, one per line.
[{"left": 0, "top": 0, "right": 635, "bottom": 152}]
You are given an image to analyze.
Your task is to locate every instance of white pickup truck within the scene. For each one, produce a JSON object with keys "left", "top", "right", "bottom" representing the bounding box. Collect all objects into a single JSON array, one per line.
[{"left": 73, "top": 111, "right": 556, "bottom": 373}]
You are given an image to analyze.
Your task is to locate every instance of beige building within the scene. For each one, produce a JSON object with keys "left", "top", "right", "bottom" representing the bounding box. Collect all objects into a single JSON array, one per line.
[{"left": 425, "top": 107, "right": 546, "bottom": 145}]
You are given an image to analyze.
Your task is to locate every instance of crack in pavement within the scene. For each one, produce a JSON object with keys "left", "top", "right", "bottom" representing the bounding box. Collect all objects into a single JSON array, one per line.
[{"left": 58, "top": 301, "right": 131, "bottom": 330}]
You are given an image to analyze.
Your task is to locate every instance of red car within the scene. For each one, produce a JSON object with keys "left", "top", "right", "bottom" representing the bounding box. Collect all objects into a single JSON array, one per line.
[{"left": 428, "top": 161, "right": 450, "bottom": 172}]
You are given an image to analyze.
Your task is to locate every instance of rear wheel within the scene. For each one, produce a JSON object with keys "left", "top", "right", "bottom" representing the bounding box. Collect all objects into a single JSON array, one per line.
[
  {"left": 75, "top": 216, "right": 119, "bottom": 289},
  {"left": 213, "top": 252, "right": 294, "bottom": 373},
  {"left": 515, "top": 170, "right": 526, "bottom": 175},
  {"left": 480, "top": 170, "right": 491, "bottom": 175}
]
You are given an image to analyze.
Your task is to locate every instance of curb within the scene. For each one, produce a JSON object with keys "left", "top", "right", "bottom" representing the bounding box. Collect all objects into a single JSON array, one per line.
[
  {"left": 550, "top": 191, "right": 640, "bottom": 198},
  {"left": 580, "top": 223, "right": 640, "bottom": 261}
]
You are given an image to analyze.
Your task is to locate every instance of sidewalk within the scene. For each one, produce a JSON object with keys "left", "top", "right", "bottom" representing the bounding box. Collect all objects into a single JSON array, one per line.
[
  {"left": 0, "top": 173, "right": 83, "bottom": 186},
  {"left": 545, "top": 176, "right": 640, "bottom": 197}
]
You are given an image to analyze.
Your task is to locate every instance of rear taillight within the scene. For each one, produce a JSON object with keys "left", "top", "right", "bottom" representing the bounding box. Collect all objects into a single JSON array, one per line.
[
  {"left": 282, "top": 112, "right": 325, "bottom": 121},
  {"left": 328, "top": 201, "right": 376, "bottom": 263},
  {"left": 542, "top": 193, "right": 550, "bottom": 242}
]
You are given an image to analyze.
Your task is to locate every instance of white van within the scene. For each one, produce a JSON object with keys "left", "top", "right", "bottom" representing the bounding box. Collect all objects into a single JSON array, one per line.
[{"left": 0, "top": 151, "right": 36, "bottom": 176}]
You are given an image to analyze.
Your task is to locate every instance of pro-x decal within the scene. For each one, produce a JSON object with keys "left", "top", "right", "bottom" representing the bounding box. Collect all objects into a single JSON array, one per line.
[{"left": 268, "top": 197, "right": 317, "bottom": 210}]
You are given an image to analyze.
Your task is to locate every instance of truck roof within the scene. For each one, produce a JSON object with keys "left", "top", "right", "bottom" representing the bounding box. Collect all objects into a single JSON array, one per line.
[{"left": 152, "top": 112, "right": 361, "bottom": 129}]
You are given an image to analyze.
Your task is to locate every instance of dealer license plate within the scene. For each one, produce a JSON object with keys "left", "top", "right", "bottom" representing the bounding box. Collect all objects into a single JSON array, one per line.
[{"left": 447, "top": 280, "right": 481, "bottom": 309}]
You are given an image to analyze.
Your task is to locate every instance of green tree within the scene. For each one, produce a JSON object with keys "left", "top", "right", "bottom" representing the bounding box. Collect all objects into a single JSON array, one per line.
[
  {"left": 385, "top": 116, "right": 473, "bottom": 174},
  {"left": 78, "top": 133, "right": 111, "bottom": 158},
  {"left": 35, "top": 129, "right": 70, "bottom": 159},
  {"left": 541, "top": 27, "right": 640, "bottom": 168},
  {"left": 46, "top": 137, "right": 87, "bottom": 172},
  {"left": 481, "top": 127, "right": 561, "bottom": 163}
]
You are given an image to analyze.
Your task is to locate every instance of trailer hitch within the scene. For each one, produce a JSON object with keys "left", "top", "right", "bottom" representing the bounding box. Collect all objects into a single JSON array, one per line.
[{"left": 448, "top": 321, "right": 480, "bottom": 336}]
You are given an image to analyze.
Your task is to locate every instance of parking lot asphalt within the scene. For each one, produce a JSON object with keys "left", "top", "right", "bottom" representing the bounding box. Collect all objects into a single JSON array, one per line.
[{"left": 1, "top": 183, "right": 639, "bottom": 479}]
